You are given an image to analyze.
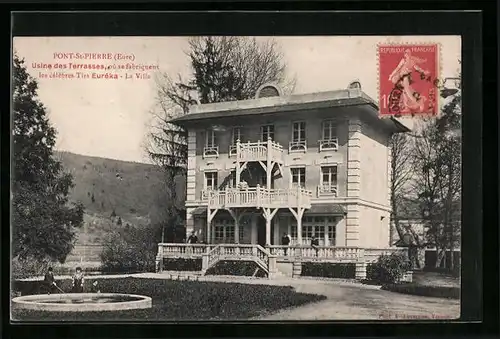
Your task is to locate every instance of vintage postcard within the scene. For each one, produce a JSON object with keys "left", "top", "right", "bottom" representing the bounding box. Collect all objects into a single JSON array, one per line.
[{"left": 11, "top": 35, "right": 461, "bottom": 321}]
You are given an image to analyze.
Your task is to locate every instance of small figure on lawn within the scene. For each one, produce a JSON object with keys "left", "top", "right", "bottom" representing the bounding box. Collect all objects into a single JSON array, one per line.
[
  {"left": 187, "top": 231, "right": 198, "bottom": 244},
  {"left": 43, "top": 267, "right": 58, "bottom": 294},
  {"left": 311, "top": 235, "right": 319, "bottom": 257},
  {"left": 91, "top": 280, "right": 101, "bottom": 293},
  {"left": 71, "top": 267, "right": 85, "bottom": 293},
  {"left": 281, "top": 232, "right": 291, "bottom": 256}
]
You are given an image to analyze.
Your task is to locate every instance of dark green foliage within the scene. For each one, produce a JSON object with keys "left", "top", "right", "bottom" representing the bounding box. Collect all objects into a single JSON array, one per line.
[
  {"left": 12, "top": 278, "right": 326, "bottom": 321},
  {"left": 100, "top": 224, "right": 160, "bottom": 273},
  {"left": 162, "top": 258, "right": 202, "bottom": 271},
  {"left": 205, "top": 261, "right": 267, "bottom": 277},
  {"left": 381, "top": 283, "right": 459, "bottom": 299},
  {"left": 366, "top": 253, "right": 412, "bottom": 284},
  {"left": 12, "top": 54, "right": 84, "bottom": 264},
  {"left": 301, "top": 263, "right": 356, "bottom": 279}
]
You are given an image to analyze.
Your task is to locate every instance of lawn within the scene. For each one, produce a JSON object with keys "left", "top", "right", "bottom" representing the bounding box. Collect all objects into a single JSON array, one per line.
[{"left": 11, "top": 277, "right": 326, "bottom": 321}]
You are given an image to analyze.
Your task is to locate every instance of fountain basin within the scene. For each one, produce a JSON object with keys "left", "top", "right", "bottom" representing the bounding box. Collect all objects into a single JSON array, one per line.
[{"left": 12, "top": 293, "right": 152, "bottom": 312}]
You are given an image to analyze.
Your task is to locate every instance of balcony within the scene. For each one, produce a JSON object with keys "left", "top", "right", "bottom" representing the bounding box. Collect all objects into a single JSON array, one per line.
[
  {"left": 203, "top": 146, "right": 219, "bottom": 158},
  {"left": 317, "top": 184, "right": 338, "bottom": 197},
  {"left": 236, "top": 140, "right": 284, "bottom": 163},
  {"left": 289, "top": 140, "right": 307, "bottom": 153},
  {"left": 201, "top": 186, "right": 312, "bottom": 209},
  {"left": 319, "top": 138, "right": 339, "bottom": 152}
]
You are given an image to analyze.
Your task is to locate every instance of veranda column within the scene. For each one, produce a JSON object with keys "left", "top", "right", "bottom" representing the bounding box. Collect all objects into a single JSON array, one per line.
[
  {"left": 234, "top": 215, "right": 240, "bottom": 244},
  {"left": 297, "top": 214, "right": 303, "bottom": 245},
  {"left": 265, "top": 217, "right": 271, "bottom": 246}
]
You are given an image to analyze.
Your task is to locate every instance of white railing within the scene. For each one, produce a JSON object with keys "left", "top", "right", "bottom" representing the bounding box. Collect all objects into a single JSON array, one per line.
[
  {"left": 289, "top": 140, "right": 307, "bottom": 153},
  {"left": 203, "top": 146, "right": 219, "bottom": 158},
  {"left": 319, "top": 138, "right": 339, "bottom": 151},
  {"left": 205, "top": 185, "right": 312, "bottom": 209},
  {"left": 157, "top": 243, "right": 213, "bottom": 258},
  {"left": 267, "top": 245, "right": 362, "bottom": 261},
  {"left": 203, "top": 244, "right": 271, "bottom": 274},
  {"left": 237, "top": 140, "right": 284, "bottom": 162},
  {"left": 229, "top": 145, "right": 238, "bottom": 157},
  {"left": 317, "top": 184, "right": 338, "bottom": 197}
]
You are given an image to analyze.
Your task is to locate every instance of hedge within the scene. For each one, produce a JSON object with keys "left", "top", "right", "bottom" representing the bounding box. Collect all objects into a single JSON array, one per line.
[
  {"left": 162, "top": 258, "right": 202, "bottom": 271},
  {"left": 422, "top": 266, "right": 460, "bottom": 278},
  {"left": 381, "top": 282, "right": 460, "bottom": 299},
  {"left": 205, "top": 261, "right": 267, "bottom": 277},
  {"left": 301, "top": 263, "right": 356, "bottom": 279}
]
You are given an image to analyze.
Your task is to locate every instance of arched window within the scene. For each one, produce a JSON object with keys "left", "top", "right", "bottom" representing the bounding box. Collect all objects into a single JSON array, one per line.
[
  {"left": 348, "top": 80, "right": 362, "bottom": 90},
  {"left": 255, "top": 83, "right": 283, "bottom": 99}
]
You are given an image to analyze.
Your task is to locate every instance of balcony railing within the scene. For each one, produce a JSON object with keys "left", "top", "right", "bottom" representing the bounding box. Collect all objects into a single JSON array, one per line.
[
  {"left": 319, "top": 138, "right": 339, "bottom": 151},
  {"left": 267, "top": 245, "right": 362, "bottom": 261},
  {"left": 203, "top": 146, "right": 219, "bottom": 158},
  {"left": 289, "top": 140, "right": 307, "bottom": 153},
  {"left": 229, "top": 145, "right": 237, "bottom": 157},
  {"left": 201, "top": 185, "right": 312, "bottom": 209},
  {"left": 317, "top": 184, "right": 338, "bottom": 197},
  {"left": 237, "top": 140, "right": 284, "bottom": 162}
]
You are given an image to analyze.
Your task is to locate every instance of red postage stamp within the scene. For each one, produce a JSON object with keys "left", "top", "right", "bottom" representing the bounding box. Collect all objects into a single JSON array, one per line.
[{"left": 378, "top": 43, "right": 440, "bottom": 117}]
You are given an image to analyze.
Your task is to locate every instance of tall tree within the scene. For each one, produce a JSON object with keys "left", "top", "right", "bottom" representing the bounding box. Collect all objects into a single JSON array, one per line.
[
  {"left": 145, "top": 37, "right": 295, "bottom": 240},
  {"left": 389, "top": 132, "right": 414, "bottom": 245},
  {"left": 12, "top": 54, "right": 84, "bottom": 263},
  {"left": 411, "top": 75, "right": 461, "bottom": 268}
]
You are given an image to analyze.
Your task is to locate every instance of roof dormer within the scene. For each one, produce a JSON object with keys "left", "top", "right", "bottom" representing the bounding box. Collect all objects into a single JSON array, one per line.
[{"left": 255, "top": 83, "right": 283, "bottom": 99}]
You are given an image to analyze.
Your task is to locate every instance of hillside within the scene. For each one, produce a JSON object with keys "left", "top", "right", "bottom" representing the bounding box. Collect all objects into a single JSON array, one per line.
[
  {"left": 55, "top": 151, "right": 186, "bottom": 260},
  {"left": 57, "top": 151, "right": 185, "bottom": 221}
]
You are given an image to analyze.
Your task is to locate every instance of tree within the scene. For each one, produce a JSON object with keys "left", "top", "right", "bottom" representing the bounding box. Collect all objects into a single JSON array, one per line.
[
  {"left": 389, "top": 133, "right": 414, "bottom": 245},
  {"left": 145, "top": 37, "right": 295, "bottom": 240},
  {"left": 411, "top": 75, "right": 461, "bottom": 269},
  {"left": 12, "top": 53, "right": 84, "bottom": 264}
]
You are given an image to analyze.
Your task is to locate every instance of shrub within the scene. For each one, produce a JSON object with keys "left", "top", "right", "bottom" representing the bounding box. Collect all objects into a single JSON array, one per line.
[
  {"left": 366, "top": 252, "right": 411, "bottom": 284},
  {"left": 11, "top": 256, "right": 52, "bottom": 279},
  {"left": 162, "top": 258, "right": 202, "bottom": 271},
  {"left": 100, "top": 224, "right": 158, "bottom": 273},
  {"left": 205, "top": 261, "right": 267, "bottom": 277},
  {"left": 422, "top": 265, "right": 460, "bottom": 278},
  {"left": 301, "top": 263, "right": 356, "bottom": 279},
  {"left": 382, "top": 283, "right": 460, "bottom": 299}
]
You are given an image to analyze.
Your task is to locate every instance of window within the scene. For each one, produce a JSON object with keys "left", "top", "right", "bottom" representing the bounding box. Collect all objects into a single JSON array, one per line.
[
  {"left": 261, "top": 125, "right": 275, "bottom": 141},
  {"left": 290, "top": 122, "right": 307, "bottom": 152},
  {"left": 206, "top": 129, "right": 217, "bottom": 147},
  {"left": 229, "top": 127, "right": 243, "bottom": 156},
  {"left": 214, "top": 225, "right": 224, "bottom": 244},
  {"left": 319, "top": 166, "right": 338, "bottom": 196},
  {"left": 289, "top": 216, "right": 337, "bottom": 246},
  {"left": 292, "top": 122, "right": 306, "bottom": 142},
  {"left": 291, "top": 167, "right": 306, "bottom": 188},
  {"left": 226, "top": 225, "right": 235, "bottom": 243},
  {"left": 204, "top": 129, "right": 219, "bottom": 157},
  {"left": 205, "top": 171, "right": 218, "bottom": 190},
  {"left": 213, "top": 218, "right": 245, "bottom": 244},
  {"left": 319, "top": 120, "right": 338, "bottom": 151},
  {"left": 229, "top": 171, "right": 237, "bottom": 188},
  {"left": 322, "top": 120, "right": 336, "bottom": 140},
  {"left": 231, "top": 127, "right": 243, "bottom": 145},
  {"left": 328, "top": 225, "right": 336, "bottom": 245}
]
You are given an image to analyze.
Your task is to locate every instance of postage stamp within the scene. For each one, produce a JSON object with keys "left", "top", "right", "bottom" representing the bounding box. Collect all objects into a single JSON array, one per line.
[{"left": 378, "top": 43, "right": 440, "bottom": 117}]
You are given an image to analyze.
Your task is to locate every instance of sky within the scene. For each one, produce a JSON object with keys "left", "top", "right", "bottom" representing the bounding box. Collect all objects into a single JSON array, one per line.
[{"left": 13, "top": 36, "right": 461, "bottom": 163}]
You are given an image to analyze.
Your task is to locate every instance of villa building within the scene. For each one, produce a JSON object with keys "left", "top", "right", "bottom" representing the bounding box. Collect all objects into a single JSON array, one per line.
[{"left": 156, "top": 82, "right": 410, "bottom": 279}]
